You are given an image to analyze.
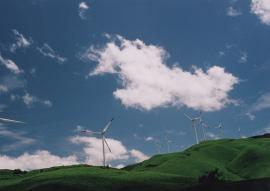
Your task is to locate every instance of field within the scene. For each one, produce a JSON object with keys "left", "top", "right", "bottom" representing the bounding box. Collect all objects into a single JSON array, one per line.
[{"left": 1, "top": 134, "right": 270, "bottom": 191}]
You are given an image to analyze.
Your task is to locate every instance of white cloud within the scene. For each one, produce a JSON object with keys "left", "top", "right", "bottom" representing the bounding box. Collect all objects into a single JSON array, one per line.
[
  {"left": 37, "top": 43, "right": 67, "bottom": 64},
  {"left": 0, "top": 150, "right": 78, "bottom": 171},
  {"left": 130, "top": 149, "right": 149, "bottom": 163},
  {"left": 247, "top": 93, "right": 270, "bottom": 120},
  {"left": 78, "top": 2, "right": 89, "bottom": 19},
  {"left": 0, "top": 85, "right": 8, "bottom": 94},
  {"left": 12, "top": 92, "right": 53, "bottom": 108},
  {"left": 70, "top": 136, "right": 129, "bottom": 166},
  {"left": 115, "top": 164, "right": 125, "bottom": 169},
  {"left": 256, "top": 126, "right": 270, "bottom": 135},
  {"left": 227, "top": 6, "right": 242, "bottom": 17},
  {"left": 1, "top": 76, "right": 25, "bottom": 91},
  {"left": 251, "top": 0, "right": 270, "bottom": 25},
  {"left": 10, "top": 29, "right": 32, "bottom": 53},
  {"left": 29, "top": 68, "right": 36, "bottom": 76},
  {"left": 70, "top": 135, "right": 149, "bottom": 166},
  {"left": 145, "top": 136, "right": 154, "bottom": 141},
  {"left": 0, "top": 127, "right": 35, "bottom": 151},
  {"left": 206, "top": 132, "right": 220, "bottom": 140},
  {"left": 238, "top": 52, "right": 247, "bottom": 64},
  {"left": 85, "top": 35, "right": 239, "bottom": 111},
  {"left": 0, "top": 53, "right": 23, "bottom": 74}
]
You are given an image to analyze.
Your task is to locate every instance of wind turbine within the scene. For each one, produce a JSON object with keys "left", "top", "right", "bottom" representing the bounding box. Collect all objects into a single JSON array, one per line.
[
  {"left": 216, "top": 122, "right": 223, "bottom": 138},
  {"left": 200, "top": 121, "right": 209, "bottom": 140},
  {"left": 155, "top": 140, "right": 162, "bottom": 154},
  {"left": 164, "top": 134, "right": 172, "bottom": 153},
  {"left": 184, "top": 112, "right": 202, "bottom": 144},
  {"left": 80, "top": 118, "right": 114, "bottom": 167},
  {"left": 0, "top": 117, "right": 25, "bottom": 124}
]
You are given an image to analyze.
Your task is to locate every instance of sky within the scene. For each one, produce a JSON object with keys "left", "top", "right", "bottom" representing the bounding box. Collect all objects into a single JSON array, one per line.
[{"left": 0, "top": 0, "right": 270, "bottom": 170}]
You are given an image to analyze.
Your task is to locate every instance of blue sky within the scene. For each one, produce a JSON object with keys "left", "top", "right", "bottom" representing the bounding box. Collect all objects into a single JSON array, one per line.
[{"left": 0, "top": 0, "right": 270, "bottom": 170}]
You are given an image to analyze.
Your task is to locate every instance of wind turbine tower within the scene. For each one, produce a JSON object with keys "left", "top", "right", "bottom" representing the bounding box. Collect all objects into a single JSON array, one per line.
[
  {"left": 184, "top": 112, "right": 202, "bottom": 144},
  {"left": 80, "top": 118, "right": 114, "bottom": 167}
]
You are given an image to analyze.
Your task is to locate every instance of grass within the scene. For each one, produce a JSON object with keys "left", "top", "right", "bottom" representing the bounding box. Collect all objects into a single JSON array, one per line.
[{"left": 1, "top": 135, "right": 270, "bottom": 191}]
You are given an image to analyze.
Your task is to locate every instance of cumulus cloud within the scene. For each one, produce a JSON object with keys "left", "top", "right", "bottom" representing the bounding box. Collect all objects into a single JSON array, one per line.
[
  {"left": 0, "top": 150, "right": 78, "bottom": 171},
  {"left": 130, "top": 149, "right": 149, "bottom": 162},
  {"left": 0, "top": 134, "right": 148, "bottom": 170},
  {"left": 85, "top": 35, "right": 239, "bottom": 111},
  {"left": 11, "top": 92, "right": 53, "bottom": 108},
  {"left": 246, "top": 93, "right": 270, "bottom": 120},
  {"left": 0, "top": 53, "right": 23, "bottom": 74},
  {"left": 10, "top": 29, "right": 32, "bottom": 53},
  {"left": 0, "top": 126, "right": 35, "bottom": 151},
  {"left": 78, "top": 2, "right": 89, "bottom": 19},
  {"left": 227, "top": 6, "right": 242, "bottom": 17},
  {"left": 70, "top": 136, "right": 129, "bottom": 166},
  {"left": 251, "top": 0, "right": 270, "bottom": 25},
  {"left": 37, "top": 43, "right": 67, "bottom": 64}
]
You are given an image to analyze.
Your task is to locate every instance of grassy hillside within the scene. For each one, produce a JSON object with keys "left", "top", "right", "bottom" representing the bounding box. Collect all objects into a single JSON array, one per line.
[
  {"left": 0, "top": 135, "right": 270, "bottom": 191},
  {"left": 125, "top": 135, "right": 270, "bottom": 181}
]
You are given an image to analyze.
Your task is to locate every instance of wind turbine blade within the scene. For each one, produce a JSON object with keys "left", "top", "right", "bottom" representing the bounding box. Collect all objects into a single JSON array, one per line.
[
  {"left": 184, "top": 113, "right": 192, "bottom": 120},
  {"left": 80, "top": 130, "right": 101, "bottom": 135},
  {"left": 102, "top": 118, "right": 114, "bottom": 133},
  {"left": 104, "top": 138, "right": 112, "bottom": 153},
  {"left": 0, "top": 117, "right": 25, "bottom": 124}
]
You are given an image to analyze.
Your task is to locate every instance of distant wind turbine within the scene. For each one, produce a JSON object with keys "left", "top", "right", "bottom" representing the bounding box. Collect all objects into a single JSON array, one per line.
[
  {"left": 184, "top": 112, "right": 202, "bottom": 144},
  {"left": 0, "top": 117, "right": 25, "bottom": 124},
  {"left": 215, "top": 122, "right": 223, "bottom": 138},
  {"left": 164, "top": 134, "right": 172, "bottom": 153},
  {"left": 80, "top": 118, "right": 114, "bottom": 167},
  {"left": 155, "top": 140, "right": 162, "bottom": 154}
]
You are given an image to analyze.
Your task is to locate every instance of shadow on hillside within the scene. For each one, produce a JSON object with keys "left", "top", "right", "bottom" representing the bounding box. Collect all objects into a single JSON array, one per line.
[{"left": 184, "top": 178, "right": 270, "bottom": 191}]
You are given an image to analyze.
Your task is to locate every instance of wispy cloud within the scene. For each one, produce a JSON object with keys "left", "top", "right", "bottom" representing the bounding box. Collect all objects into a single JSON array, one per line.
[
  {"left": 0, "top": 85, "right": 8, "bottom": 94},
  {"left": 0, "top": 126, "right": 35, "bottom": 151},
  {"left": 85, "top": 35, "right": 239, "bottom": 112},
  {"left": 10, "top": 29, "right": 32, "bottom": 53},
  {"left": 206, "top": 132, "right": 220, "bottom": 140},
  {"left": 246, "top": 93, "right": 270, "bottom": 120},
  {"left": 251, "top": 0, "right": 270, "bottom": 25},
  {"left": 11, "top": 92, "right": 53, "bottom": 108},
  {"left": 145, "top": 136, "right": 154, "bottom": 141},
  {"left": 238, "top": 51, "right": 248, "bottom": 64},
  {"left": 78, "top": 2, "right": 89, "bottom": 19},
  {"left": 37, "top": 43, "right": 67, "bottom": 64},
  {"left": 1, "top": 76, "right": 25, "bottom": 91},
  {"left": 227, "top": 6, "right": 242, "bottom": 17},
  {"left": 0, "top": 53, "right": 23, "bottom": 74}
]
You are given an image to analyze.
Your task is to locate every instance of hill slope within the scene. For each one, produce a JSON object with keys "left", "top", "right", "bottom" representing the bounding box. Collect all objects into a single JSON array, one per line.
[
  {"left": 125, "top": 135, "right": 270, "bottom": 180},
  {"left": 1, "top": 135, "right": 270, "bottom": 191}
]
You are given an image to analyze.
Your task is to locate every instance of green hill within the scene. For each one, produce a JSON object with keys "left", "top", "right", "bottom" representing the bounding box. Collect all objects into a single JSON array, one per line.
[
  {"left": 125, "top": 135, "right": 270, "bottom": 180},
  {"left": 1, "top": 135, "right": 270, "bottom": 191}
]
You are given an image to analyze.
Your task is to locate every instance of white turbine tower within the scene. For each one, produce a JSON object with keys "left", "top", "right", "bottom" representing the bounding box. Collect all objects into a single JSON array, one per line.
[
  {"left": 80, "top": 118, "right": 114, "bottom": 167},
  {"left": 184, "top": 112, "right": 202, "bottom": 144},
  {"left": 155, "top": 140, "right": 162, "bottom": 154},
  {"left": 200, "top": 121, "right": 209, "bottom": 141},
  {"left": 164, "top": 134, "right": 172, "bottom": 153},
  {"left": 0, "top": 117, "right": 25, "bottom": 124}
]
